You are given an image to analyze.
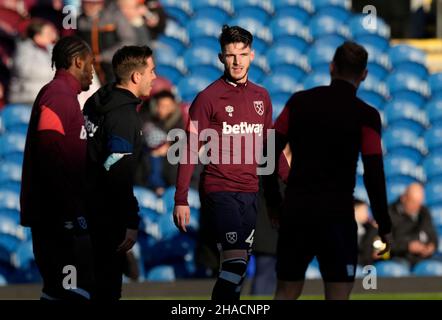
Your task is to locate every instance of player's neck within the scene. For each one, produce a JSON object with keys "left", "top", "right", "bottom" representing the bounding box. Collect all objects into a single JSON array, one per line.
[
  {"left": 224, "top": 73, "right": 248, "bottom": 87},
  {"left": 331, "top": 76, "right": 359, "bottom": 89}
]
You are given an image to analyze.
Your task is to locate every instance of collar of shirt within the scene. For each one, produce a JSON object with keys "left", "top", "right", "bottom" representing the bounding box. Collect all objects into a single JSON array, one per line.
[
  {"left": 222, "top": 74, "right": 248, "bottom": 88},
  {"left": 54, "top": 69, "right": 82, "bottom": 95},
  {"left": 330, "top": 79, "right": 357, "bottom": 96}
]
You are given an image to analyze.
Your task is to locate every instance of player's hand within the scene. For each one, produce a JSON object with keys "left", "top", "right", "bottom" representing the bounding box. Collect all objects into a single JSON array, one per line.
[
  {"left": 173, "top": 205, "right": 190, "bottom": 233},
  {"left": 266, "top": 205, "right": 281, "bottom": 229},
  {"left": 408, "top": 240, "right": 426, "bottom": 254},
  {"left": 117, "top": 228, "right": 138, "bottom": 253},
  {"left": 377, "top": 233, "right": 392, "bottom": 257}
]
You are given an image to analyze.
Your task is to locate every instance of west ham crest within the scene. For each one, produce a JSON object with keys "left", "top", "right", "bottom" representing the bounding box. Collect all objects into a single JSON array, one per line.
[
  {"left": 253, "top": 101, "right": 264, "bottom": 116},
  {"left": 226, "top": 232, "right": 237, "bottom": 244}
]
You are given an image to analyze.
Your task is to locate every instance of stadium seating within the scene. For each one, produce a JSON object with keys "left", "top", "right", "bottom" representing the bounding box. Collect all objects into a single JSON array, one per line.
[
  {"left": 374, "top": 260, "right": 411, "bottom": 277},
  {"left": 412, "top": 260, "right": 442, "bottom": 276},
  {"left": 1, "top": 0, "right": 442, "bottom": 284}
]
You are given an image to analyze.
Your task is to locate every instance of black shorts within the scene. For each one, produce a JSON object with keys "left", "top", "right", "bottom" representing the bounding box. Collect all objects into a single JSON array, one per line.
[
  {"left": 276, "top": 218, "right": 358, "bottom": 282},
  {"left": 201, "top": 191, "right": 258, "bottom": 252}
]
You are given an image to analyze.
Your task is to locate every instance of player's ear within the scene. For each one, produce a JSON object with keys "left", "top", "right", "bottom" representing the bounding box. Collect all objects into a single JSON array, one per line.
[
  {"left": 131, "top": 71, "right": 139, "bottom": 84},
  {"left": 250, "top": 49, "right": 255, "bottom": 62},
  {"left": 218, "top": 53, "right": 225, "bottom": 64},
  {"left": 329, "top": 62, "right": 335, "bottom": 76},
  {"left": 361, "top": 69, "right": 368, "bottom": 82},
  {"left": 73, "top": 55, "right": 83, "bottom": 69}
]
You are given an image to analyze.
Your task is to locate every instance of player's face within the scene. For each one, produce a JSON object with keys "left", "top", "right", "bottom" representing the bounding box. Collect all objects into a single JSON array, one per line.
[
  {"left": 79, "top": 52, "right": 94, "bottom": 91},
  {"left": 220, "top": 42, "right": 254, "bottom": 84},
  {"left": 137, "top": 56, "right": 157, "bottom": 97}
]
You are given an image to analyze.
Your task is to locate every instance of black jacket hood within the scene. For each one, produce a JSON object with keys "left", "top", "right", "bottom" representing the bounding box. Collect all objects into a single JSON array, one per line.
[{"left": 89, "top": 83, "right": 141, "bottom": 115}]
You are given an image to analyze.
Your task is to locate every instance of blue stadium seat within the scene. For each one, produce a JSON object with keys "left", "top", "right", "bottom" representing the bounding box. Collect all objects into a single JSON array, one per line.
[
  {"left": 424, "top": 124, "right": 442, "bottom": 153},
  {"left": 193, "top": 8, "right": 231, "bottom": 25},
  {"left": 360, "top": 74, "right": 389, "bottom": 98},
  {"left": 438, "top": 226, "right": 442, "bottom": 254},
  {"left": 349, "top": 14, "right": 390, "bottom": 39},
  {"left": 272, "top": 93, "right": 292, "bottom": 120},
  {"left": 0, "top": 189, "right": 20, "bottom": 212},
  {"left": 270, "top": 16, "right": 312, "bottom": 52},
  {"left": 11, "top": 240, "right": 34, "bottom": 270},
  {"left": 361, "top": 43, "right": 392, "bottom": 80},
  {"left": 426, "top": 98, "right": 442, "bottom": 126},
  {"left": 429, "top": 72, "right": 442, "bottom": 93},
  {"left": 162, "top": 0, "right": 193, "bottom": 26},
  {"left": 0, "top": 133, "right": 27, "bottom": 161},
  {"left": 183, "top": 46, "right": 222, "bottom": 71},
  {"left": 423, "top": 154, "right": 442, "bottom": 181},
  {"left": 389, "top": 45, "right": 426, "bottom": 67},
  {"left": 384, "top": 99, "right": 429, "bottom": 135},
  {"left": 312, "top": 0, "right": 351, "bottom": 10},
  {"left": 162, "top": 186, "right": 200, "bottom": 214},
  {"left": 302, "top": 72, "right": 330, "bottom": 90},
  {"left": 309, "top": 14, "right": 350, "bottom": 40},
  {"left": 316, "top": 5, "right": 351, "bottom": 22},
  {"left": 228, "top": 17, "right": 272, "bottom": 54},
  {"left": 374, "top": 260, "right": 410, "bottom": 277},
  {"left": 0, "top": 161, "right": 22, "bottom": 191},
  {"left": 383, "top": 127, "right": 426, "bottom": 158},
  {"left": 0, "top": 234, "right": 21, "bottom": 265},
  {"left": 273, "top": 1, "right": 313, "bottom": 24},
  {"left": 134, "top": 186, "right": 164, "bottom": 214},
  {"left": 386, "top": 71, "right": 430, "bottom": 98},
  {"left": 355, "top": 34, "right": 390, "bottom": 54},
  {"left": 266, "top": 45, "right": 310, "bottom": 82},
  {"left": 262, "top": 74, "right": 302, "bottom": 96},
  {"left": 426, "top": 181, "right": 442, "bottom": 206},
  {"left": 390, "top": 91, "right": 427, "bottom": 111},
  {"left": 0, "top": 104, "right": 31, "bottom": 134},
  {"left": 383, "top": 154, "right": 425, "bottom": 183},
  {"left": 394, "top": 63, "right": 428, "bottom": 81},
  {"left": 186, "top": 17, "right": 224, "bottom": 42},
  {"left": 158, "top": 20, "right": 190, "bottom": 53},
  {"left": 233, "top": 0, "right": 274, "bottom": 25},
  {"left": 188, "top": 65, "right": 221, "bottom": 83},
  {"left": 413, "top": 260, "right": 442, "bottom": 276},
  {"left": 354, "top": 179, "right": 369, "bottom": 204},
  {"left": 155, "top": 49, "right": 187, "bottom": 84},
  {"left": 192, "top": 0, "right": 234, "bottom": 16},
  {"left": 145, "top": 265, "right": 176, "bottom": 282},
  {"left": 235, "top": 5, "right": 273, "bottom": 25},
  {"left": 357, "top": 90, "right": 386, "bottom": 111},
  {"left": 429, "top": 205, "right": 442, "bottom": 227},
  {"left": 0, "top": 273, "right": 6, "bottom": 286},
  {"left": 177, "top": 75, "right": 212, "bottom": 103},
  {"left": 307, "top": 36, "right": 344, "bottom": 68}
]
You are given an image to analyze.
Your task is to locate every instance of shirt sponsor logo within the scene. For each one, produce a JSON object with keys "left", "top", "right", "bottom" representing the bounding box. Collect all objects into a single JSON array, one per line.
[
  {"left": 222, "top": 122, "right": 264, "bottom": 136},
  {"left": 225, "top": 105, "right": 234, "bottom": 117},
  {"left": 253, "top": 101, "right": 264, "bottom": 116},
  {"left": 84, "top": 115, "right": 99, "bottom": 137},
  {"left": 80, "top": 125, "right": 87, "bottom": 140}
]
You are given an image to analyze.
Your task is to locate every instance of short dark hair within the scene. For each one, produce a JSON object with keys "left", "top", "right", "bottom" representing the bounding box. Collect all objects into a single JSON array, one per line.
[
  {"left": 51, "top": 36, "right": 91, "bottom": 70},
  {"left": 332, "top": 41, "right": 368, "bottom": 78},
  {"left": 219, "top": 25, "right": 253, "bottom": 51},
  {"left": 152, "top": 89, "right": 175, "bottom": 102},
  {"left": 27, "top": 18, "right": 49, "bottom": 40},
  {"left": 112, "top": 45, "right": 153, "bottom": 84}
]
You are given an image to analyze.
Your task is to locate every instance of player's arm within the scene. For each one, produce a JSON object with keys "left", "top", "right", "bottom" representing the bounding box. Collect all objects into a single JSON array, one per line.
[
  {"left": 361, "top": 108, "right": 392, "bottom": 254},
  {"left": 35, "top": 101, "right": 85, "bottom": 226},
  {"left": 262, "top": 97, "right": 290, "bottom": 225},
  {"left": 103, "top": 110, "right": 140, "bottom": 250},
  {"left": 173, "top": 93, "right": 212, "bottom": 232}
]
